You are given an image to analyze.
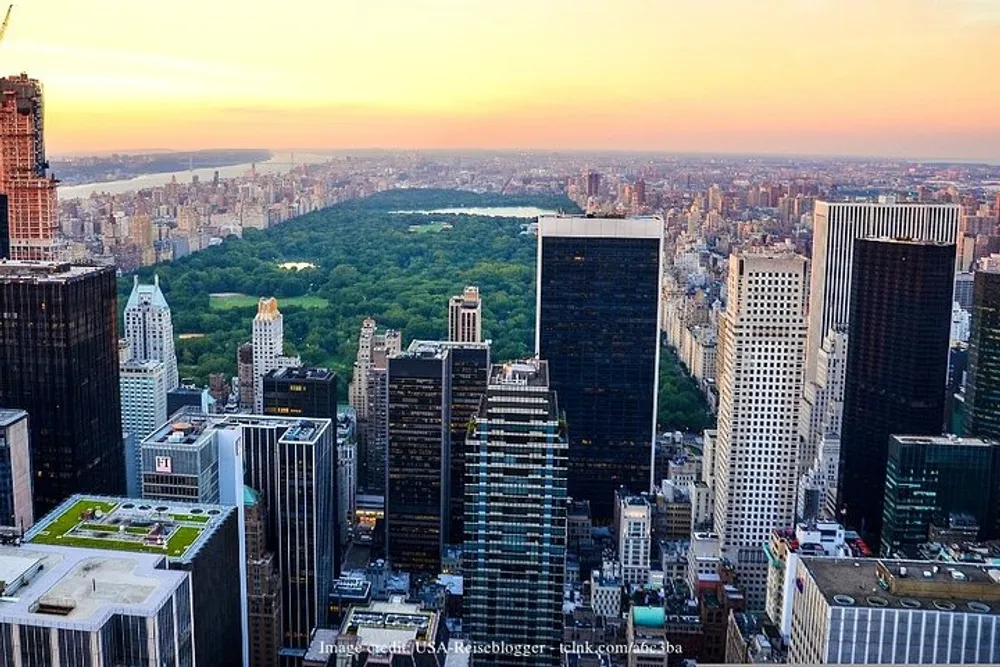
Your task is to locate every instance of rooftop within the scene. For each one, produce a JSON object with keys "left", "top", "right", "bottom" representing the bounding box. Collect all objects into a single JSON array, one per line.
[
  {"left": 401, "top": 340, "right": 450, "bottom": 360},
  {"left": 125, "top": 275, "right": 169, "bottom": 310},
  {"left": 0, "top": 260, "right": 111, "bottom": 282},
  {"left": 24, "top": 495, "right": 233, "bottom": 562},
  {"left": 0, "top": 543, "right": 186, "bottom": 629},
  {"left": 538, "top": 214, "right": 663, "bottom": 240},
  {"left": 802, "top": 557, "right": 1000, "bottom": 614},
  {"left": 341, "top": 595, "right": 439, "bottom": 652},
  {"left": 890, "top": 434, "right": 996, "bottom": 448},
  {"left": 490, "top": 359, "right": 549, "bottom": 387},
  {"left": 0, "top": 408, "right": 27, "bottom": 428},
  {"left": 265, "top": 366, "right": 335, "bottom": 382}
]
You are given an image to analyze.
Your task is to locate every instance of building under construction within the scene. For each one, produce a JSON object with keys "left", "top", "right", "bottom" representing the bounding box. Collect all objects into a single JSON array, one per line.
[{"left": 0, "top": 73, "right": 58, "bottom": 260}]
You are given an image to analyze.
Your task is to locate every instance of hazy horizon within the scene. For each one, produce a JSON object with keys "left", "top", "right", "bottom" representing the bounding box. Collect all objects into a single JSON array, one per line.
[{"left": 9, "top": 0, "right": 1000, "bottom": 160}]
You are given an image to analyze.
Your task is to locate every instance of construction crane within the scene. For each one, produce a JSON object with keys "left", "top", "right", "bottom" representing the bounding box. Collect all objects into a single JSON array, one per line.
[{"left": 0, "top": 6, "right": 12, "bottom": 48}]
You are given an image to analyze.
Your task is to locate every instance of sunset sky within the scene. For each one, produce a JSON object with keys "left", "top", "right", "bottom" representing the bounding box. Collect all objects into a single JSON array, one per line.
[{"left": 6, "top": 0, "right": 1000, "bottom": 158}]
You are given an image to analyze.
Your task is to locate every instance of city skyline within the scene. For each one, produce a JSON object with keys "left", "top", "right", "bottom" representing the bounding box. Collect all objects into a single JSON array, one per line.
[{"left": 3, "top": 0, "right": 999, "bottom": 158}]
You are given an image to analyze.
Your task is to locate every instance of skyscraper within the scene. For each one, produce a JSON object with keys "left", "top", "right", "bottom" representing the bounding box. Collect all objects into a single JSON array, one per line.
[
  {"left": 439, "top": 340, "right": 490, "bottom": 543},
  {"left": 119, "top": 358, "right": 167, "bottom": 496},
  {"left": 839, "top": 239, "right": 955, "bottom": 544},
  {"left": 0, "top": 260, "right": 124, "bottom": 515},
  {"left": 235, "top": 415, "right": 337, "bottom": 660},
  {"left": 617, "top": 494, "right": 651, "bottom": 587},
  {"left": 448, "top": 285, "right": 483, "bottom": 343},
  {"left": 245, "top": 485, "right": 283, "bottom": 667},
  {"left": 124, "top": 274, "right": 180, "bottom": 390},
  {"left": 713, "top": 251, "right": 808, "bottom": 608},
  {"left": 806, "top": 198, "right": 959, "bottom": 380},
  {"left": 387, "top": 341, "right": 451, "bottom": 572},
  {"left": 238, "top": 341, "right": 255, "bottom": 411},
  {"left": 881, "top": 435, "right": 1000, "bottom": 556},
  {"left": 0, "top": 74, "right": 59, "bottom": 261},
  {"left": 0, "top": 408, "right": 32, "bottom": 530},
  {"left": 536, "top": 214, "right": 663, "bottom": 521},
  {"left": 252, "top": 297, "right": 300, "bottom": 413},
  {"left": 263, "top": 366, "right": 338, "bottom": 422},
  {"left": 966, "top": 268, "right": 1000, "bottom": 440},
  {"left": 464, "top": 359, "right": 567, "bottom": 665},
  {"left": 349, "top": 319, "right": 401, "bottom": 494}
]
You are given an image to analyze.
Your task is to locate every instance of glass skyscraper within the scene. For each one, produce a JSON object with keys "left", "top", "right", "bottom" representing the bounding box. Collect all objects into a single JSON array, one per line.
[
  {"left": 387, "top": 341, "right": 452, "bottom": 572},
  {"left": 536, "top": 215, "right": 662, "bottom": 521},
  {"left": 0, "top": 260, "right": 125, "bottom": 515},
  {"left": 464, "top": 359, "right": 567, "bottom": 666},
  {"left": 881, "top": 435, "right": 1000, "bottom": 556},
  {"left": 966, "top": 269, "right": 1000, "bottom": 440},
  {"left": 839, "top": 239, "right": 955, "bottom": 544}
]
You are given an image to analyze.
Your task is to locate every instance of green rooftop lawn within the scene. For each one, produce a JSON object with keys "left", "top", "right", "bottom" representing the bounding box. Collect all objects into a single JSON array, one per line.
[{"left": 29, "top": 499, "right": 205, "bottom": 557}]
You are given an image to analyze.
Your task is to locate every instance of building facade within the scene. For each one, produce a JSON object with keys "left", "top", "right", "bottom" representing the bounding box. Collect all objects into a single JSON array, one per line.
[
  {"left": 123, "top": 274, "right": 179, "bottom": 391},
  {"left": 881, "top": 435, "right": 1000, "bottom": 556},
  {"left": 263, "top": 366, "right": 337, "bottom": 421},
  {"left": 0, "top": 261, "right": 124, "bottom": 515},
  {"left": 839, "top": 239, "right": 955, "bottom": 545},
  {"left": 0, "top": 408, "right": 32, "bottom": 530},
  {"left": 789, "top": 557, "right": 1000, "bottom": 664},
  {"left": 806, "top": 199, "right": 960, "bottom": 381},
  {"left": 464, "top": 359, "right": 567, "bottom": 665},
  {"left": 252, "top": 298, "right": 300, "bottom": 414},
  {"left": 618, "top": 494, "right": 652, "bottom": 587},
  {"left": 714, "top": 252, "right": 808, "bottom": 609},
  {"left": 245, "top": 486, "right": 282, "bottom": 667},
  {"left": 387, "top": 342, "right": 451, "bottom": 572},
  {"left": 966, "top": 268, "right": 1000, "bottom": 440},
  {"left": 119, "top": 359, "right": 167, "bottom": 496},
  {"left": 0, "top": 75, "right": 59, "bottom": 260},
  {"left": 448, "top": 285, "right": 483, "bottom": 343},
  {"left": 536, "top": 215, "right": 663, "bottom": 521}
]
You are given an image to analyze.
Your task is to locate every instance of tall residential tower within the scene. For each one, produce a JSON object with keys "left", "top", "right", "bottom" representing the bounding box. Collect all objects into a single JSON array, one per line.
[{"left": 448, "top": 285, "right": 483, "bottom": 343}]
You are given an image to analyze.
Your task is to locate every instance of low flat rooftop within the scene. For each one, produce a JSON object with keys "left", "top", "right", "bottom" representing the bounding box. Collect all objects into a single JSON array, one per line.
[
  {"left": 0, "top": 543, "right": 186, "bottom": 629},
  {"left": 803, "top": 557, "right": 1000, "bottom": 615},
  {"left": 24, "top": 495, "right": 232, "bottom": 562},
  {"left": 341, "top": 595, "right": 438, "bottom": 652},
  {"left": 0, "top": 260, "right": 111, "bottom": 282}
]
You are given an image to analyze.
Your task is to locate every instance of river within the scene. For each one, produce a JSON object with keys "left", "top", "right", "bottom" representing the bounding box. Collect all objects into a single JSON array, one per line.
[{"left": 57, "top": 151, "right": 332, "bottom": 200}]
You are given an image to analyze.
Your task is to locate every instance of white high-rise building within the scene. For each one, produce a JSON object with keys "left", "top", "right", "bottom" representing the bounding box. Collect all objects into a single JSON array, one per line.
[
  {"left": 119, "top": 359, "right": 167, "bottom": 498},
  {"left": 617, "top": 494, "right": 651, "bottom": 586},
  {"left": 124, "top": 274, "right": 179, "bottom": 390},
  {"left": 348, "top": 317, "right": 378, "bottom": 421},
  {"left": 251, "top": 298, "right": 300, "bottom": 413},
  {"left": 448, "top": 285, "right": 482, "bottom": 343},
  {"left": 806, "top": 198, "right": 960, "bottom": 380},
  {"left": 714, "top": 251, "right": 808, "bottom": 609},
  {"left": 797, "top": 330, "right": 848, "bottom": 478}
]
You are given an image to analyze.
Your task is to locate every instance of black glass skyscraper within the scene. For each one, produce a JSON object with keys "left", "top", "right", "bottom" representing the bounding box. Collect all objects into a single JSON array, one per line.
[
  {"left": 881, "top": 435, "right": 1000, "bottom": 556},
  {"left": 440, "top": 341, "right": 489, "bottom": 543},
  {"left": 536, "top": 215, "right": 662, "bottom": 521},
  {"left": 966, "top": 269, "right": 1000, "bottom": 439},
  {"left": 0, "top": 260, "right": 124, "bottom": 515},
  {"left": 387, "top": 341, "right": 451, "bottom": 572},
  {"left": 263, "top": 366, "right": 338, "bottom": 422},
  {"left": 839, "top": 239, "right": 955, "bottom": 544}
]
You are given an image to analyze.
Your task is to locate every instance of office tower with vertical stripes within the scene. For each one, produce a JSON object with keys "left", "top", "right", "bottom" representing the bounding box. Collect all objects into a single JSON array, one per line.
[
  {"left": 448, "top": 285, "right": 483, "bottom": 343},
  {"left": 839, "top": 239, "right": 955, "bottom": 546},
  {"left": 806, "top": 198, "right": 959, "bottom": 380},
  {"left": 464, "top": 359, "right": 567, "bottom": 666},
  {"left": 714, "top": 251, "right": 808, "bottom": 609},
  {"left": 536, "top": 215, "right": 663, "bottom": 522}
]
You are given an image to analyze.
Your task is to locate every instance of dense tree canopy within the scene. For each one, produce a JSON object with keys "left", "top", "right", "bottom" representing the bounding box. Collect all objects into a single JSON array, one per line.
[{"left": 121, "top": 188, "right": 713, "bottom": 430}]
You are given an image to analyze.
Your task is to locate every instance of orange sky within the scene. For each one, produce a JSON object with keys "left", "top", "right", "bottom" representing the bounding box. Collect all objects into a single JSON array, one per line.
[{"left": 5, "top": 0, "right": 1000, "bottom": 158}]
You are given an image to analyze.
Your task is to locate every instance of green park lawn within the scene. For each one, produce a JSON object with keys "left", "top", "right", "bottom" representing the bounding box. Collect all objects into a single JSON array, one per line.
[{"left": 208, "top": 293, "right": 329, "bottom": 310}]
